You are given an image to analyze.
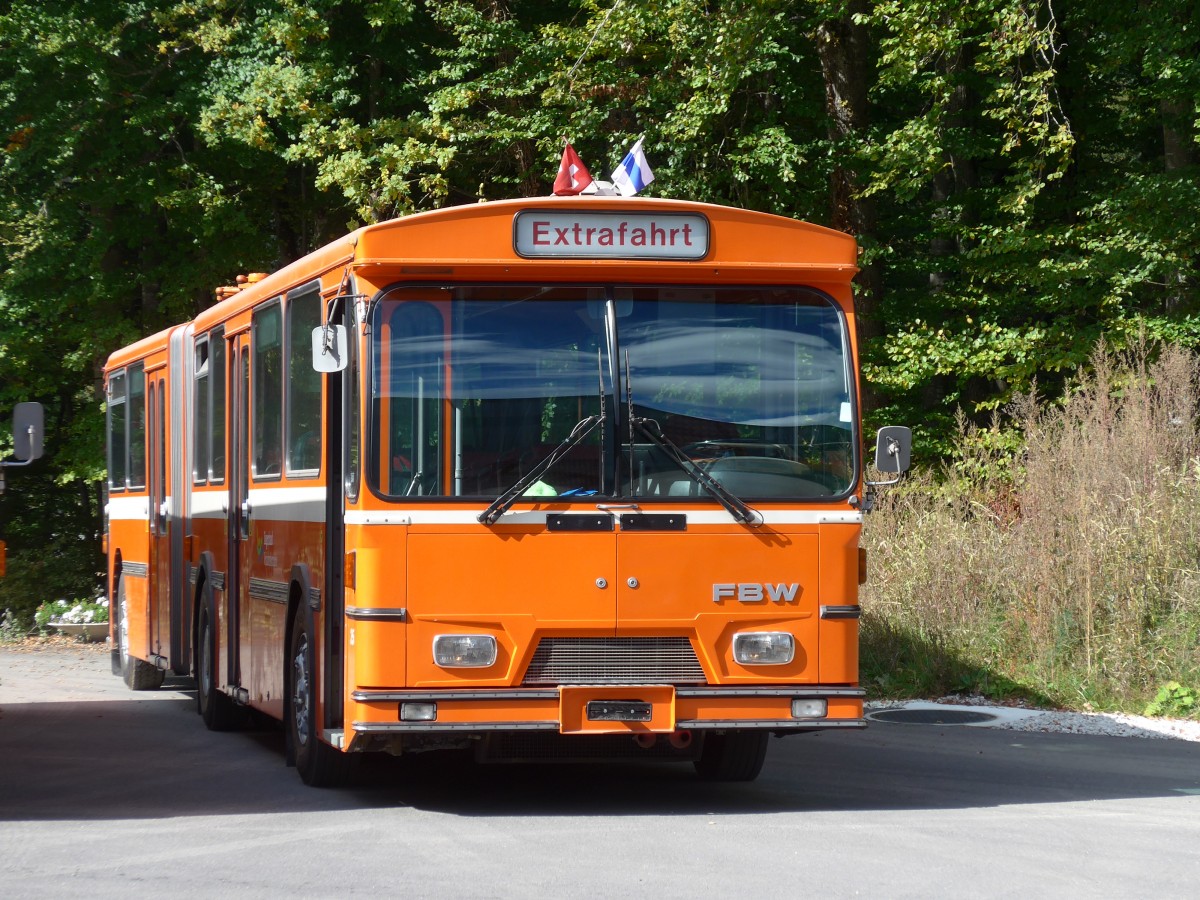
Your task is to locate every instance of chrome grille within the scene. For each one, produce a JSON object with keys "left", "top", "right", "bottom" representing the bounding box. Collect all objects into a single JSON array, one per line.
[{"left": 522, "top": 637, "right": 706, "bottom": 685}]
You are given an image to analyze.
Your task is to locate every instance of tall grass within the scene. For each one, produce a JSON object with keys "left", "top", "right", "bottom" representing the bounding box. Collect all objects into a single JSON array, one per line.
[{"left": 861, "top": 342, "right": 1200, "bottom": 713}]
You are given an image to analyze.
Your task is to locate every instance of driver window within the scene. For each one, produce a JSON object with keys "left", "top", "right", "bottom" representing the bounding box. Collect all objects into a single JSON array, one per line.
[{"left": 373, "top": 301, "right": 444, "bottom": 496}]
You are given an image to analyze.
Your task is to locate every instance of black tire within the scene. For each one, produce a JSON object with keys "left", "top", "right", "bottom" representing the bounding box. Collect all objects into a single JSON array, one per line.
[
  {"left": 287, "top": 604, "right": 354, "bottom": 787},
  {"left": 196, "top": 591, "right": 243, "bottom": 730},
  {"left": 116, "top": 575, "right": 165, "bottom": 691},
  {"left": 694, "top": 730, "right": 770, "bottom": 782}
]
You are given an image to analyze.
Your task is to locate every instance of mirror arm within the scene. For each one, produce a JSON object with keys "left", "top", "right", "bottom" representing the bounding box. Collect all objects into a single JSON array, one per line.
[
  {"left": 864, "top": 473, "right": 903, "bottom": 489},
  {"left": 1, "top": 423, "right": 36, "bottom": 466}
]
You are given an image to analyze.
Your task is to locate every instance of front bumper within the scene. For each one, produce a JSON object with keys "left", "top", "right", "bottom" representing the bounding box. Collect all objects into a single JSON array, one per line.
[{"left": 346, "top": 684, "right": 865, "bottom": 749}]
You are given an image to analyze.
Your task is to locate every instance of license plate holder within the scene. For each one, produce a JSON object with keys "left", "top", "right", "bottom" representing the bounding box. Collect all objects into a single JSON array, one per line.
[
  {"left": 586, "top": 700, "right": 652, "bottom": 722},
  {"left": 559, "top": 685, "right": 676, "bottom": 734}
]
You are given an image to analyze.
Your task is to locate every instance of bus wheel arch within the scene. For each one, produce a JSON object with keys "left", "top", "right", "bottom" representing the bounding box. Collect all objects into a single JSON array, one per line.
[
  {"left": 285, "top": 588, "right": 350, "bottom": 787},
  {"left": 190, "top": 551, "right": 215, "bottom": 683},
  {"left": 282, "top": 571, "right": 310, "bottom": 769},
  {"left": 285, "top": 575, "right": 353, "bottom": 787},
  {"left": 109, "top": 552, "right": 123, "bottom": 676}
]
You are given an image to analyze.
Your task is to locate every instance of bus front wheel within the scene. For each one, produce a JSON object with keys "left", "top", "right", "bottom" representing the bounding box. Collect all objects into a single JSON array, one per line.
[
  {"left": 694, "top": 730, "right": 770, "bottom": 782},
  {"left": 287, "top": 605, "right": 354, "bottom": 787}
]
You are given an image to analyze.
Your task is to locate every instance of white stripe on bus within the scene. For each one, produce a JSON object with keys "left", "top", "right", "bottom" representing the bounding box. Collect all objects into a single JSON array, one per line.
[
  {"left": 107, "top": 496, "right": 149, "bottom": 521},
  {"left": 117, "top": 489, "right": 860, "bottom": 528},
  {"left": 246, "top": 486, "right": 327, "bottom": 523},
  {"left": 190, "top": 490, "right": 229, "bottom": 519},
  {"left": 344, "top": 509, "right": 861, "bottom": 526}
]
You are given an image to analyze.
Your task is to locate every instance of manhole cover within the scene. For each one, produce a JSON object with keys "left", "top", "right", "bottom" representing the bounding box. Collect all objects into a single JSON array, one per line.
[{"left": 868, "top": 708, "right": 998, "bottom": 726}]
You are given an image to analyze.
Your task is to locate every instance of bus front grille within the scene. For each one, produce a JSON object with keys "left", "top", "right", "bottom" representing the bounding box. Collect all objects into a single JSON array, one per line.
[{"left": 521, "top": 637, "right": 706, "bottom": 685}]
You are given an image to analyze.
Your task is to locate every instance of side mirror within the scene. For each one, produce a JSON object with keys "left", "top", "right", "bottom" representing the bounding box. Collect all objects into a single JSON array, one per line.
[
  {"left": 312, "top": 325, "right": 348, "bottom": 373},
  {"left": 12, "top": 402, "right": 44, "bottom": 462},
  {"left": 874, "top": 425, "right": 911, "bottom": 475}
]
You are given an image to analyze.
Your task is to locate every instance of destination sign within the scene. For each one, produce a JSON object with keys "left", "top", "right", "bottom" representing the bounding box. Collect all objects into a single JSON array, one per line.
[{"left": 513, "top": 210, "right": 710, "bottom": 260}]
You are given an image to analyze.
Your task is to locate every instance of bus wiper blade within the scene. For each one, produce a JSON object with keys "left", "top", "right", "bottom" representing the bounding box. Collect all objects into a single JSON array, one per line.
[
  {"left": 478, "top": 415, "right": 602, "bottom": 526},
  {"left": 630, "top": 417, "right": 761, "bottom": 526}
]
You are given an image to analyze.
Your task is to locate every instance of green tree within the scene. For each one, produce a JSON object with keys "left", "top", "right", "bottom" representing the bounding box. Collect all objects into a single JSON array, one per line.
[
  {"left": 2, "top": 0, "right": 1198, "bottom": 618},
  {"left": 856, "top": 0, "right": 1199, "bottom": 443}
]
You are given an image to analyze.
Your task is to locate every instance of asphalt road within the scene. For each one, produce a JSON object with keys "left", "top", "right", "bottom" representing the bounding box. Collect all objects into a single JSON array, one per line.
[{"left": 2, "top": 645, "right": 1198, "bottom": 898}]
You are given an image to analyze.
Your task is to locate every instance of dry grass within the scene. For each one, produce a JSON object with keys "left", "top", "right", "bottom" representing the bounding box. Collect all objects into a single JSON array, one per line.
[{"left": 861, "top": 342, "right": 1200, "bottom": 713}]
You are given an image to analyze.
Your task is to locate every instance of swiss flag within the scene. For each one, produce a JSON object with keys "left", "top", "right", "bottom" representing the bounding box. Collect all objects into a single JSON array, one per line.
[{"left": 553, "top": 142, "right": 593, "bottom": 195}]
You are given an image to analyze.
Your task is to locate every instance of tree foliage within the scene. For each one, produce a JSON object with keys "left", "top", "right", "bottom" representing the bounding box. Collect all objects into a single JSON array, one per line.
[{"left": 1, "top": 0, "right": 1197, "bottom": 613}]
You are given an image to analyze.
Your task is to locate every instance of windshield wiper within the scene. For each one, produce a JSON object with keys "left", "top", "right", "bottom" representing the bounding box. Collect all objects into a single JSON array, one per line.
[
  {"left": 623, "top": 349, "right": 758, "bottom": 525},
  {"left": 478, "top": 415, "right": 602, "bottom": 525},
  {"left": 630, "top": 417, "right": 761, "bottom": 526}
]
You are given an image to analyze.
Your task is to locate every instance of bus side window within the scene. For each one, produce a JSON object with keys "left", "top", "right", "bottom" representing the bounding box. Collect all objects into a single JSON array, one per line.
[
  {"left": 128, "top": 363, "right": 146, "bottom": 490},
  {"left": 253, "top": 302, "right": 283, "bottom": 479},
  {"left": 211, "top": 327, "right": 226, "bottom": 483},
  {"left": 286, "top": 288, "right": 322, "bottom": 476},
  {"left": 193, "top": 338, "right": 209, "bottom": 484},
  {"left": 107, "top": 369, "right": 127, "bottom": 492}
]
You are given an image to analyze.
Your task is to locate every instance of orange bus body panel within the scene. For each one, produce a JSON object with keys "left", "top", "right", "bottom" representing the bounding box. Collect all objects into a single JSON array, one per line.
[{"left": 104, "top": 195, "right": 868, "bottom": 779}]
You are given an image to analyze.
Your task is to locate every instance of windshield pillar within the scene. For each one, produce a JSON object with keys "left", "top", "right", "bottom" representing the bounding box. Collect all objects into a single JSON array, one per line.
[{"left": 601, "top": 293, "right": 622, "bottom": 495}]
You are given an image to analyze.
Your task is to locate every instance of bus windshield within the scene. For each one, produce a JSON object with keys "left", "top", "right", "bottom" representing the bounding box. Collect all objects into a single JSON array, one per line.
[{"left": 368, "top": 285, "right": 854, "bottom": 501}]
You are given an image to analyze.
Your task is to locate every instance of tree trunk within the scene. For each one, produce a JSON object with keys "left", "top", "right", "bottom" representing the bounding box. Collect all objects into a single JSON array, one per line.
[
  {"left": 815, "top": 0, "right": 881, "bottom": 415},
  {"left": 1161, "top": 97, "right": 1195, "bottom": 314}
]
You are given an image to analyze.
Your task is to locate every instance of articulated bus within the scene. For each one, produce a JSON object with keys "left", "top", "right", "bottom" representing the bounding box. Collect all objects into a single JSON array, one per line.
[{"left": 104, "top": 193, "right": 910, "bottom": 785}]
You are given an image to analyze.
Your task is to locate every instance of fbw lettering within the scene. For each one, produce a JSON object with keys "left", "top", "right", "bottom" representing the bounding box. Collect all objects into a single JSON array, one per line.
[{"left": 712, "top": 583, "right": 801, "bottom": 604}]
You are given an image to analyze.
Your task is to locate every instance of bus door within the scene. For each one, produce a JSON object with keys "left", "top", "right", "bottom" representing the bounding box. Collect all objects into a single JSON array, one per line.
[
  {"left": 226, "top": 332, "right": 251, "bottom": 693},
  {"left": 148, "top": 370, "right": 170, "bottom": 662}
]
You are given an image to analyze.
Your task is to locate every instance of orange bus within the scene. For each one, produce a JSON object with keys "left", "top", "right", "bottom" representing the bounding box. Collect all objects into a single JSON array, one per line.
[{"left": 104, "top": 194, "right": 910, "bottom": 785}]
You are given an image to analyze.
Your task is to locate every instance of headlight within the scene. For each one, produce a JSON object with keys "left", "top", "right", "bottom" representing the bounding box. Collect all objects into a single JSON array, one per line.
[
  {"left": 433, "top": 634, "right": 497, "bottom": 668},
  {"left": 732, "top": 631, "right": 795, "bottom": 665}
]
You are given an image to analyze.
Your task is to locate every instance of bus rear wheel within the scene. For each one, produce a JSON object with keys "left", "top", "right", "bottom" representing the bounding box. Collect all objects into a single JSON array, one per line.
[
  {"left": 196, "top": 594, "right": 242, "bottom": 730},
  {"left": 116, "top": 575, "right": 164, "bottom": 691},
  {"left": 287, "top": 605, "right": 354, "bottom": 787},
  {"left": 694, "top": 730, "right": 770, "bottom": 782}
]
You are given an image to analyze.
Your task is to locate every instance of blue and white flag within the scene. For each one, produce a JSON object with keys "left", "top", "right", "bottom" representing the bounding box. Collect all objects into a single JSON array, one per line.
[{"left": 611, "top": 137, "right": 654, "bottom": 196}]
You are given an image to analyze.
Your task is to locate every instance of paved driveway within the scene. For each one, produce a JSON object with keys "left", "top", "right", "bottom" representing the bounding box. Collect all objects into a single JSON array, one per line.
[{"left": 2, "top": 645, "right": 1198, "bottom": 898}]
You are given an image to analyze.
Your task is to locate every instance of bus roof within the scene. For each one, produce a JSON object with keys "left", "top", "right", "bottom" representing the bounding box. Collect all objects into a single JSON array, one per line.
[
  {"left": 177, "top": 196, "right": 857, "bottom": 343},
  {"left": 355, "top": 195, "right": 856, "bottom": 267},
  {"left": 104, "top": 324, "right": 177, "bottom": 372}
]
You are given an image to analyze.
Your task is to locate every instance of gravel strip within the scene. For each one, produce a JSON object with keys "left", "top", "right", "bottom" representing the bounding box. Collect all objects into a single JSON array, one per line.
[
  {"left": 867, "top": 696, "right": 1200, "bottom": 742},
  {"left": 991, "top": 708, "right": 1200, "bottom": 741}
]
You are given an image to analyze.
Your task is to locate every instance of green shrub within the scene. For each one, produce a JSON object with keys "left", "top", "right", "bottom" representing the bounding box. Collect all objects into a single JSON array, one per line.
[
  {"left": 1144, "top": 682, "right": 1197, "bottom": 719},
  {"left": 0, "top": 541, "right": 104, "bottom": 635}
]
